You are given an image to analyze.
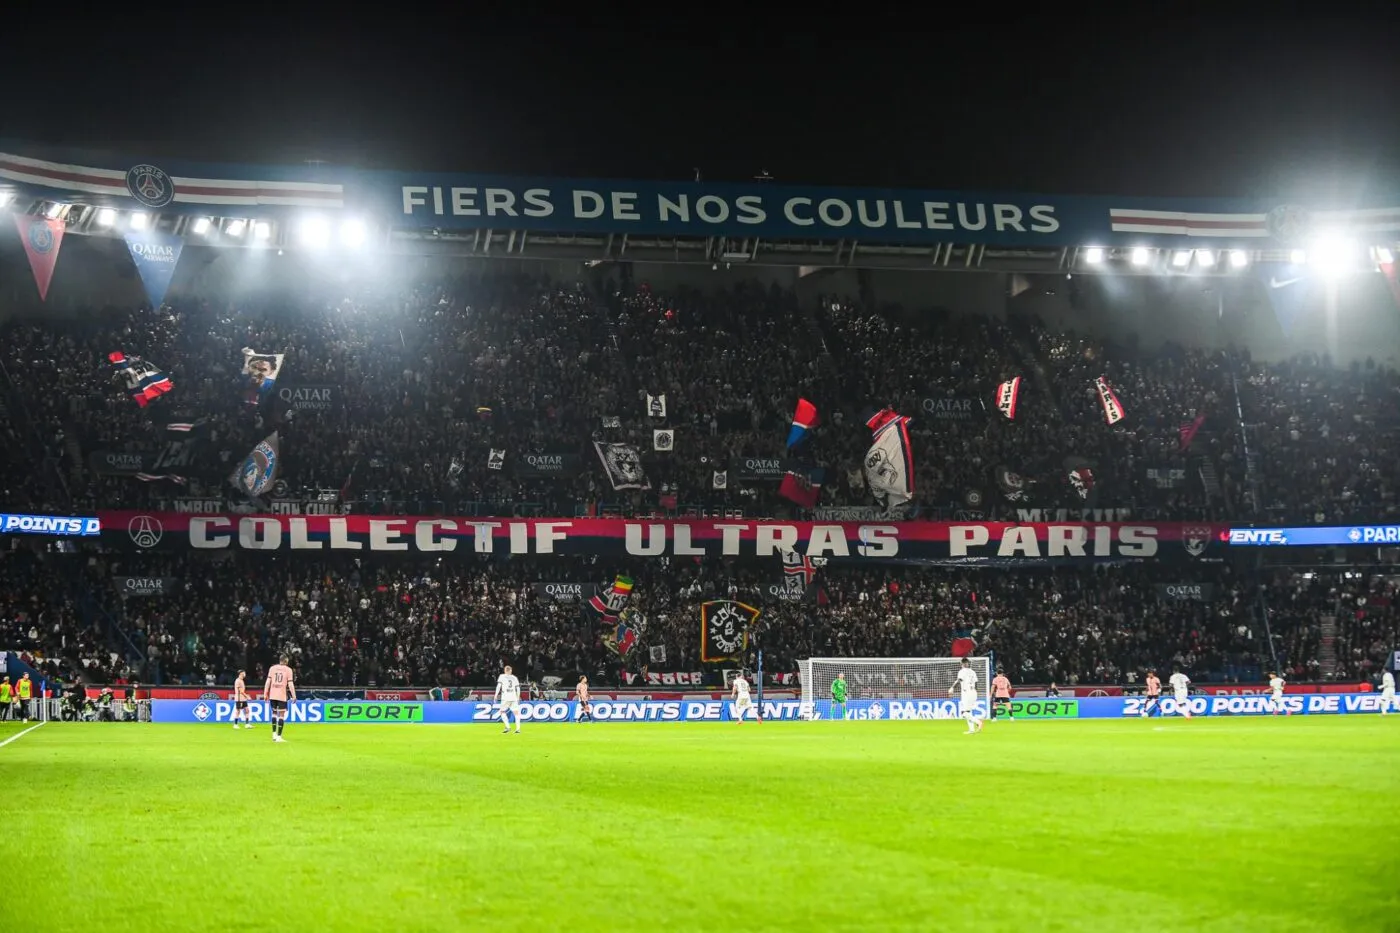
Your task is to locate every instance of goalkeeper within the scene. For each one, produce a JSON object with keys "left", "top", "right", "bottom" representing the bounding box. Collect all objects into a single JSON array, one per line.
[{"left": 830, "top": 672, "right": 848, "bottom": 720}]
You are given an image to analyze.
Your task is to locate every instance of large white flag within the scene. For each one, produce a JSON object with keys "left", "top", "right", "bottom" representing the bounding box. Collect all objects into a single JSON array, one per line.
[
  {"left": 594, "top": 441, "right": 650, "bottom": 490},
  {"left": 863, "top": 409, "right": 914, "bottom": 511}
]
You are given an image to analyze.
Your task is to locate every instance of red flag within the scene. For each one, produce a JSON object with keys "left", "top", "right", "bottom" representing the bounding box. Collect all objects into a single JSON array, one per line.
[
  {"left": 995, "top": 376, "right": 1022, "bottom": 421},
  {"left": 779, "top": 468, "right": 823, "bottom": 507},
  {"left": 951, "top": 637, "right": 976, "bottom": 657},
  {"left": 1179, "top": 412, "right": 1206, "bottom": 451},
  {"left": 14, "top": 215, "right": 65, "bottom": 301}
]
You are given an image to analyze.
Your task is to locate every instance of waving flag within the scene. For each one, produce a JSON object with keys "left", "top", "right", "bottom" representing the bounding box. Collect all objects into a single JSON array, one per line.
[
  {"left": 779, "top": 466, "right": 824, "bottom": 507},
  {"left": 231, "top": 432, "right": 281, "bottom": 499},
  {"left": 701, "top": 600, "right": 760, "bottom": 662},
  {"left": 1179, "top": 412, "right": 1207, "bottom": 451},
  {"left": 995, "top": 377, "right": 1022, "bottom": 421},
  {"left": 588, "top": 575, "right": 634, "bottom": 626},
  {"left": 786, "top": 398, "right": 818, "bottom": 449},
  {"left": 863, "top": 408, "right": 914, "bottom": 511},
  {"left": 241, "top": 348, "right": 284, "bottom": 403},
  {"left": 108, "top": 351, "right": 173, "bottom": 407},
  {"left": 1094, "top": 377, "right": 1125, "bottom": 425}
]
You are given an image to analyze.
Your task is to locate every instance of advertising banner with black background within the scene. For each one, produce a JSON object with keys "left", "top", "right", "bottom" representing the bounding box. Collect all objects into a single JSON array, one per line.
[
  {"left": 114, "top": 576, "right": 177, "bottom": 596},
  {"left": 97, "top": 512, "right": 1229, "bottom": 565},
  {"left": 1155, "top": 583, "right": 1216, "bottom": 601},
  {"left": 276, "top": 385, "right": 339, "bottom": 412},
  {"left": 517, "top": 452, "right": 580, "bottom": 478},
  {"left": 532, "top": 583, "right": 595, "bottom": 602},
  {"left": 920, "top": 397, "right": 981, "bottom": 421},
  {"left": 734, "top": 457, "right": 788, "bottom": 481}
]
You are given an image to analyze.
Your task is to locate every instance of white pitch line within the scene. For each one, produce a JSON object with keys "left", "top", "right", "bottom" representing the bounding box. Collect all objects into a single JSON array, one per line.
[{"left": 0, "top": 721, "right": 46, "bottom": 748}]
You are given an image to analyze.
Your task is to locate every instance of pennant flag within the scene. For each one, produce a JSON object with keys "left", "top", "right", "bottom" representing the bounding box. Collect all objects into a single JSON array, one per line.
[
  {"left": 778, "top": 466, "right": 824, "bottom": 507},
  {"left": 122, "top": 230, "right": 183, "bottom": 308},
  {"left": 646, "top": 393, "right": 667, "bottom": 418},
  {"left": 1064, "top": 455, "right": 1098, "bottom": 506},
  {"left": 1253, "top": 261, "right": 1322, "bottom": 337},
  {"left": 231, "top": 432, "right": 281, "bottom": 499},
  {"left": 712, "top": 470, "right": 728, "bottom": 490},
  {"left": 13, "top": 215, "right": 65, "bottom": 301},
  {"left": 1179, "top": 412, "right": 1207, "bottom": 451},
  {"left": 863, "top": 409, "right": 915, "bottom": 511},
  {"left": 701, "top": 600, "right": 760, "bottom": 662},
  {"left": 108, "top": 351, "right": 174, "bottom": 407},
  {"left": 588, "top": 575, "right": 634, "bottom": 624},
  {"left": 594, "top": 441, "right": 650, "bottom": 490},
  {"left": 241, "top": 348, "right": 285, "bottom": 403},
  {"left": 1094, "top": 377, "right": 1125, "bottom": 425},
  {"left": 487, "top": 448, "right": 505, "bottom": 470},
  {"left": 995, "top": 376, "right": 1022, "bottom": 421},
  {"left": 786, "top": 398, "right": 819, "bottom": 449},
  {"left": 1379, "top": 252, "right": 1400, "bottom": 311},
  {"left": 653, "top": 429, "right": 674, "bottom": 451}
]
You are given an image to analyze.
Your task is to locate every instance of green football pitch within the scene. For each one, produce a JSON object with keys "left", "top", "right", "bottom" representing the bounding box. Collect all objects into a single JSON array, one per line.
[{"left": 2, "top": 717, "right": 1397, "bottom": 932}]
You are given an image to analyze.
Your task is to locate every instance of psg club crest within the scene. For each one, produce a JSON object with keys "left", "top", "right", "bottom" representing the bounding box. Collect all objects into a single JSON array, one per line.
[
  {"left": 127, "top": 514, "right": 164, "bottom": 549},
  {"left": 1182, "top": 526, "right": 1213, "bottom": 558},
  {"left": 26, "top": 220, "right": 54, "bottom": 253},
  {"left": 126, "top": 163, "right": 176, "bottom": 208},
  {"left": 1265, "top": 205, "right": 1310, "bottom": 244}
]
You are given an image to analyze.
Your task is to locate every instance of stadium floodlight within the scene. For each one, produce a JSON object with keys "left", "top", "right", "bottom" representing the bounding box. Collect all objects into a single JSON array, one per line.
[
  {"left": 798, "top": 656, "right": 991, "bottom": 721},
  {"left": 1229, "top": 250, "right": 1249, "bottom": 269},
  {"left": 0, "top": 191, "right": 11, "bottom": 207},
  {"left": 1196, "top": 249, "right": 1216, "bottom": 268},
  {"left": 338, "top": 218, "right": 367, "bottom": 248},
  {"left": 1289, "top": 248, "right": 1307, "bottom": 265},
  {"left": 1376, "top": 247, "right": 1395, "bottom": 266},
  {"left": 192, "top": 217, "right": 212, "bottom": 236},
  {"left": 1170, "top": 250, "right": 1192, "bottom": 268},
  {"left": 129, "top": 211, "right": 149, "bottom": 230},
  {"left": 253, "top": 221, "right": 272, "bottom": 241},
  {"left": 96, "top": 208, "right": 116, "bottom": 227},
  {"left": 225, "top": 218, "right": 247, "bottom": 237},
  {"left": 1130, "top": 247, "right": 1151, "bottom": 266},
  {"left": 1083, "top": 247, "right": 1105, "bottom": 265},
  {"left": 299, "top": 216, "right": 330, "bottom": 249},
  {"left": 45, "top": 202, "right": 65, "bottom": 219},
  {"left": 1311, "top": 235, "right": 1357, "bottom": 278}
]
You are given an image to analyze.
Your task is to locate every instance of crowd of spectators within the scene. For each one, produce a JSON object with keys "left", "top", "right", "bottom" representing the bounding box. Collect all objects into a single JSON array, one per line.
[{"left": 2, "top": 268, "right": 1399, "bottom": 688}]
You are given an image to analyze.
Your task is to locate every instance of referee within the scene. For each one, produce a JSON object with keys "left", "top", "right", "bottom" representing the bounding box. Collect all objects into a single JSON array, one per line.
[{"left": 830, "top": 672, "right": 848, "bottom": 720}]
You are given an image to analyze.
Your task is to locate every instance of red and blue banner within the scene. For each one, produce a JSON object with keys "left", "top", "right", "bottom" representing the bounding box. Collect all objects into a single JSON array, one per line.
[{"left": 98, "top": 512, "right": 1228, "bottom": 565}]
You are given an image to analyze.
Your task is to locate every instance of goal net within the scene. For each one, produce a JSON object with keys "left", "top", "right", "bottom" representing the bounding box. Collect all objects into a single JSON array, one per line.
[{"left": 798, "top": 656, "right": 991, "bottom": 720}]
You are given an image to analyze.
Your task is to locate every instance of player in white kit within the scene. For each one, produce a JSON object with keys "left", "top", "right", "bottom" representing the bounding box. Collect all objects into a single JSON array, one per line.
[
  {"left": 1169, "top": 667, "right": 1193, "bottom": 719},
  {"left": 495, "top": 664, "right": 522, "bottom": 734},
  {"left": 731, "top": 673, "right": 758, "bottom": 723},
  {"left": 1381, "top": 670, "right": 1396, "bottom": 715},
  {"left": 951, "top": 658, "right": 983, "bottom": 734},
  {"left": 1267, "top": 671, "right": 1290, "bottom": 715}
]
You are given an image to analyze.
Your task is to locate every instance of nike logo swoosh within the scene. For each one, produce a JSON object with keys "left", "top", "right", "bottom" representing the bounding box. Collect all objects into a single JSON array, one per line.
[{"left": 1269, "top": 277, "right": 1302, "bottom": 289}]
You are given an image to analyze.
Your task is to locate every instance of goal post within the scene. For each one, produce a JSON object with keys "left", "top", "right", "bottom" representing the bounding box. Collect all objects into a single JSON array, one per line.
[{"left": 798, "top": 656, "right": 991, "bottom": 720}]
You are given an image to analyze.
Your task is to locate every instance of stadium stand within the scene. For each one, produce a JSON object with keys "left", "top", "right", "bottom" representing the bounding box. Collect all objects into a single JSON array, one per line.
[{"left": 2, "top": 266, "right": 1399, "bottom": 693}]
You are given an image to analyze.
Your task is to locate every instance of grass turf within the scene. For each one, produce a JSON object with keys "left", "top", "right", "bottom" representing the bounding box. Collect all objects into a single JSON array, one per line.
[{"left": 2, "top": 717, "right": 1397, "bottom": 932}]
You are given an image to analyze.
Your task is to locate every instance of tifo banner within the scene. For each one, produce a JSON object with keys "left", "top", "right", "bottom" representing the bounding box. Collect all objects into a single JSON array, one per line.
[
  {"left": 96, "top": 512, "right": 1230, "bottom": 564},
  {"left": 113, "top": 576, "right": 177, "bottom": 597},
  {"left": 122, "top": 229, "right": 183, "bottom": 308},
  {"left": 13, "top": 214, "right": 65, "bottom": 300}
]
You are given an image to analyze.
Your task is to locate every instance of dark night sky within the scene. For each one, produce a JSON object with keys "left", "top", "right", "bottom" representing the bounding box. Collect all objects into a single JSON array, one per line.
[{"left": 1, "top": 13, "right": 1396, "bottom": 200}]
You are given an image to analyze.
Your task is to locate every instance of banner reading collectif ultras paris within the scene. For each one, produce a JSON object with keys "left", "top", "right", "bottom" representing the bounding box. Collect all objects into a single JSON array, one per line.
[{"left": 100, "top": 513, "right": 1227, "bottom": 564}]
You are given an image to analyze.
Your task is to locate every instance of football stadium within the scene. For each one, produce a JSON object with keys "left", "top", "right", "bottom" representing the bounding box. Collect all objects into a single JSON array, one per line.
[{"left": 1, "top": 131, "right": 1399, "bottom": 933}]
